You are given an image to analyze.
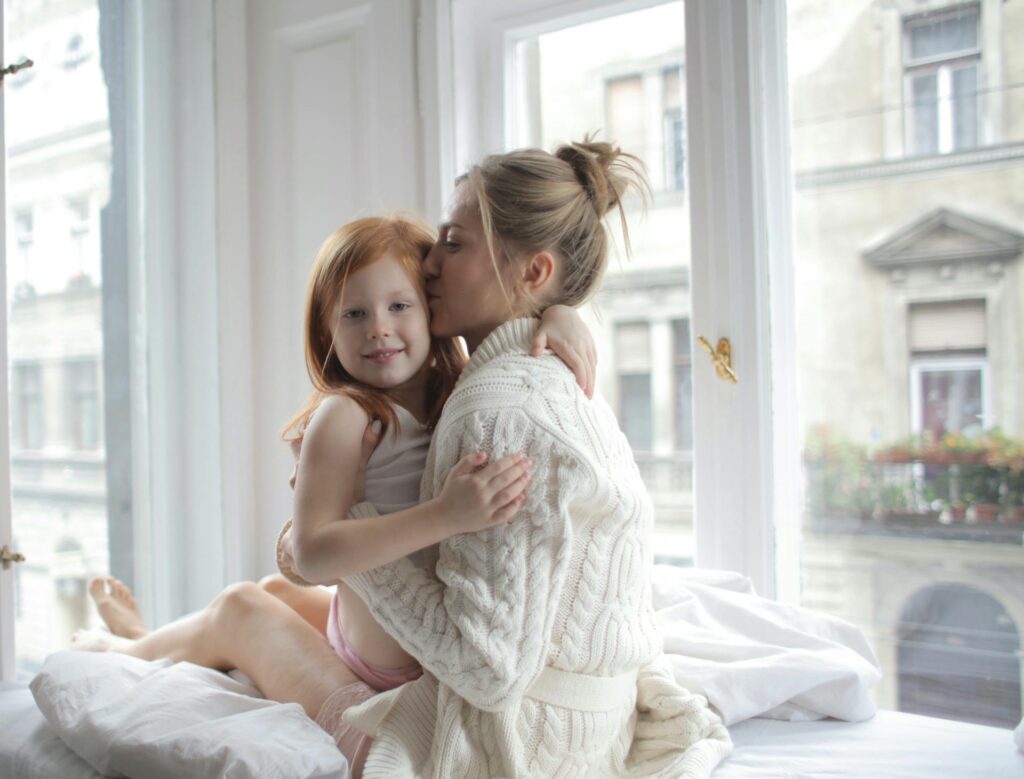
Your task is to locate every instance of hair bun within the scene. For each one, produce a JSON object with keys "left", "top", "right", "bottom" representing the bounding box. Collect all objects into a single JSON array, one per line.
[{"left": 555, "top": 136, "right": 646, "bottom": 217}]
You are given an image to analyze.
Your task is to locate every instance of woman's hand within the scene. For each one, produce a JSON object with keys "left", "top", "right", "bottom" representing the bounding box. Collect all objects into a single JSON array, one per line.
[
  {"left": 437, "top": 453, "right": 533, "bottom": 535},
  {"left": 533, "top": 304, "right": 597, "bottom": 398}
]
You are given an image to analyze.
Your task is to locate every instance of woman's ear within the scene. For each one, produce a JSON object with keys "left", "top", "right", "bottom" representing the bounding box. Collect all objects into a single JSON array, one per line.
[{"left": 520, "top": 250, "right": 558, "bottom": 296}]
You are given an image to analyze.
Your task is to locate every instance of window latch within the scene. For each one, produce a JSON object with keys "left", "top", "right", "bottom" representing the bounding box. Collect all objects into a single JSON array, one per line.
[
  {"left": 1, "top": 544, "right": 26, "bottom": 571},
  {"left": 1, "top": 58, "right": 34, "bottom": 83},
  {"left": 698, "top": 336, "right": 738, "bottom": 384}
]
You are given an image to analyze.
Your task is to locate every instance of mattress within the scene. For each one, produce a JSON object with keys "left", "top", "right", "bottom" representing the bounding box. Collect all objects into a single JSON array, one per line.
[{"left": 2, "top": 680, "right": 1020, "bottom": 778}]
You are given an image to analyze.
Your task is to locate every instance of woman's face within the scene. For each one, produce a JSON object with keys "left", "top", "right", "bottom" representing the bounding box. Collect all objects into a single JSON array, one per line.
[{"left": 423, "top": 184, "right": 515, "bottom": 353}]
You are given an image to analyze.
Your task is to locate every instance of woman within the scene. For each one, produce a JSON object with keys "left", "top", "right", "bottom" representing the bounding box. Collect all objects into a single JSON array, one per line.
[{"left": 319, "top": 139, "right": 732, "bottom": 777}]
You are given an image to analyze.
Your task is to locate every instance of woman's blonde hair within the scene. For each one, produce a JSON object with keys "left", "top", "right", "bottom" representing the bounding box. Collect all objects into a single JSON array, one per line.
[
  {"left": 457, "top": 136, "right": 649, "bottom": 311},
  {"left": 281, "top": 216, "right": 466, "bottom": 442}
]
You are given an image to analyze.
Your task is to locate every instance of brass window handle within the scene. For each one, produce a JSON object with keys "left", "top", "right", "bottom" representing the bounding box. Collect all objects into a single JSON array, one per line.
[
  {"left": 1, "top": 58, "right": 33, "bottom": 82},
  {"left": 1, "top": 544, "right": 26, "bottom": 571},
  {"left": 697, "top": 336, "right": 738, "bottom": 384}
]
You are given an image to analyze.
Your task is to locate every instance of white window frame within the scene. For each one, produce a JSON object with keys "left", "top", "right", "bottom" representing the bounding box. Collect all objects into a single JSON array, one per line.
[
  {"left": 433, "top": 0, "right": 797, "bottom": 598},
  {"left": 909, "top": 356, "right": 992, "bottom": 435}
]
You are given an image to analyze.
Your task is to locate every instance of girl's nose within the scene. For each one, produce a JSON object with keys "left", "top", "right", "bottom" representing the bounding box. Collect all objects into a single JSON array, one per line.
[{"left": 366, "top": 314, "right": 391, "bottom": 339}]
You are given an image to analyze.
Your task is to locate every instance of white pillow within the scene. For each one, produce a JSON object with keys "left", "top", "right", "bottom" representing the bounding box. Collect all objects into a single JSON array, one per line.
[{"left": 31, "top": 650, "right": 347, "bottom": 779}]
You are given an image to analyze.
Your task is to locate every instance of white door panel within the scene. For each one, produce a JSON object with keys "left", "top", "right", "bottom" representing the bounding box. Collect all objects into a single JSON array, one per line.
[{"left": 243, "top": 0, "right": 422, "bottom": 572}]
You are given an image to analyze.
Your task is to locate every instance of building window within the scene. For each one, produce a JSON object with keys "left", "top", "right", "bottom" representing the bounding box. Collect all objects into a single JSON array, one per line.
[
  {"left": 672, "top": 318, "right": 692, "bottom": 450},
  {"left": 67, "top": 196, "right": 92, "bottom": 280},
  {"left": 66, "top": 360, "right": 101, "bottom": 450},
  {"left": 663, "top": 65, "right": 686, "bottom": 191},
  {"left": 13, "top": 364, "right": 45, "bottom": 450},
  {"left": 615, "top": 322, "right": 653, "bottom": 452},
  {"left": 903, "top": 4, "right": 981, "bottom": 156},
  {"left": 908, "top": 300, "right": 987, "bottom": 438},
  {"left": 606, "top": 74, "right": 646, "bottom": 161}
]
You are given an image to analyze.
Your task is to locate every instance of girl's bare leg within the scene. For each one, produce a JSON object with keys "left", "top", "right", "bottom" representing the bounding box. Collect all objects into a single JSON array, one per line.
[
  {"left": 77, "top": 582, "right": 359, "bottom": 718},
  {"left": 257, "top": 574, "right": 333, "bottom": 637}
]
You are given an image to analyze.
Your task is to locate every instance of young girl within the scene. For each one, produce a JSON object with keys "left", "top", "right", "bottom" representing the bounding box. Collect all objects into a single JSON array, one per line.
[{"left": 272, "top": 215, "right": 540, "bottom": 693}]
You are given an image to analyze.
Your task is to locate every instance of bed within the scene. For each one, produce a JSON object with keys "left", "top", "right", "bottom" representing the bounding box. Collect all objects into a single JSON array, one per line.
[
  {"left": 2, "top": 567, "right": 1020, "bottom": 778},
  {"left": 2, "top": 679, "right": 1020, "bottom": 778}
]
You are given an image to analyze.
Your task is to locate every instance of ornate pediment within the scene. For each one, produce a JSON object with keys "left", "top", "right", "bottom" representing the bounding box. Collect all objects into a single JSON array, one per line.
[{"left": 864, "top": 208, "right": 1023, "bottom": 270}]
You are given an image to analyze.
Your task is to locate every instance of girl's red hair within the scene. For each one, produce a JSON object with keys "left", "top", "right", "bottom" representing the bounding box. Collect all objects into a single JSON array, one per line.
[{"left": 281, "top": 216, "right": 466, "bottom": 442}]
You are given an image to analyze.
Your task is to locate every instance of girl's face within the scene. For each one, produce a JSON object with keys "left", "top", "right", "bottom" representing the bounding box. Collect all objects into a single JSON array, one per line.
[
  {"left": 331, "top": 254, "right": 432, "bottom": 391},
  {"left": 423, "top": 183, "right": 517, "bottom": 353}
]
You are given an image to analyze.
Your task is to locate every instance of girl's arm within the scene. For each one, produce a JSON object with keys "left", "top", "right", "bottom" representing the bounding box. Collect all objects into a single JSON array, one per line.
[
  {"left": 291, "top": 394, "right": 532, "bottom": 584},
  {"left": 534, "top": 304, "right": 597, "bottom": 398}
]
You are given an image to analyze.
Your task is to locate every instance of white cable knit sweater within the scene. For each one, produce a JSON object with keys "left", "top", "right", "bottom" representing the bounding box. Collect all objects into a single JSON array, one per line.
[{"left": 343, "top": 319, "right": 731, "bottom": 778}]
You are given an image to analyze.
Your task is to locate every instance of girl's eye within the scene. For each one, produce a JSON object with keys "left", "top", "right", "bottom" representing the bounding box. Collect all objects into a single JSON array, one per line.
[
  {"left": 341, "top": 309, "right": 363, "bottom": 320},
  {"left": 390, "top": 302, "right": 411, "bottom": 312},
  {"left": 444, "top": 239, "right": 459, "bottom": 251}
]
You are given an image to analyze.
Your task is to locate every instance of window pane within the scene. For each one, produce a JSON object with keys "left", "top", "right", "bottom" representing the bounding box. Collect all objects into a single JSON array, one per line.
[
  {"left": 919, "top": 368, "right": 983, "bottom": 438},
  {"left": 952, "top": 65, "right": 979, "bottom": 150},
  {"left": 910, "top": 73, "right": 939, "bottom": 156},
  {"left": 908, "top": 9, "right": 978, "bottom": 62},
  {"left": 5, "top": 0, "right": 123, "bottom": 679},
  {"left": 788, "top": 2, "right": 1023, "bottom": 729},
  {"left": 512, "top": 2, "right": 693, "bottom": 564}
]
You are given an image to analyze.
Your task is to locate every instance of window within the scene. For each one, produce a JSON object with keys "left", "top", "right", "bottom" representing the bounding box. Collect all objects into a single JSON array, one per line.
[
  {"left": 909, "top": 300, "right": 988, "bottom": 438},
  {"left": 904, "top": 5, "right": 981, "bottom": 155},
  {"left": 65, "top": 360, "right": 101, "bottom": 450},
  {"left": 12, "top": 363, "right": 44, "bottom": 450},
  {"left": 615, "top": 322, "right": 653, "bottom": 452},
  {"left": 663, "top": 66, "right": 686, "bottom": 191},
  {"left": 673, "top": 318, "right": 692, "bottom": 450},
  {"left": 5, "top": 0, "right": 127, "bottom": 679},
  {"left": 605, "top": 75, "right": 646, "bottom": 160},
  {"left": 788, "top": 0, "right": 1022, "bottom": 729}
]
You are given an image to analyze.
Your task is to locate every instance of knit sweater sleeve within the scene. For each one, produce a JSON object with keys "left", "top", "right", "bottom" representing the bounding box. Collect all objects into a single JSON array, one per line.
[{"left": 345, "top": 405, "right": 577, "bottom": 712}]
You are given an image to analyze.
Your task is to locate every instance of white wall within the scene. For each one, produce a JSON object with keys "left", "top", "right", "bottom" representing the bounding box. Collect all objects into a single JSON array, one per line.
[{"left": 214, "top": 0, "right": 425, "bottom": 578}]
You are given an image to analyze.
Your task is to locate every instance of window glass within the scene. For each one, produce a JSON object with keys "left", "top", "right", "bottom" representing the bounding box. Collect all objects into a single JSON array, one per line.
[
  {"left": 788, "top": 0, "right": 1023, "bottom": 728},
  {"left": 907, "top": 9, "right": 978, "bottom": 62},
  {"left": 5, "top": 0, "right": 126, "bottom": 679}
]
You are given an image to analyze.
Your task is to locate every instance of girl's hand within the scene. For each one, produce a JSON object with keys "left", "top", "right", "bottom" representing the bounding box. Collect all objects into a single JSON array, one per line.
[
  {"left": 533, "top": 304, "right": 597, "bottom": 398},
  {"left": 437, "top": 453, "right": 533, "bottom": 535}
]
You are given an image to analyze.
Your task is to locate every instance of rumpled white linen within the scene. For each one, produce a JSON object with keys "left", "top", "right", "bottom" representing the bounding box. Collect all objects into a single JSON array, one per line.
[
  {"left": 31, "top": 651, "right": 346, "bottom": 779},
  {"left": 28, "top": 568, "right": 882, "bottom": 778},
  {"left": 652, "top": 565, "right": 882, "bottom": 726}
]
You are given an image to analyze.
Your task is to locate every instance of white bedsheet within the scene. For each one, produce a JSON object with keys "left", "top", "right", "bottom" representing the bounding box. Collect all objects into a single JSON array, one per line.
[
  {"left": 717, "top": 710, "right": 1024, "bottom": 778},
  {"left": 652, "top": 566, "right": 882, "bottom": 724},
  {"left": 9, "top": 565, "right": 1015, "bottom": 778},
  {"left": 4, "top": 683, "right": 1020, "bottom": 778}
]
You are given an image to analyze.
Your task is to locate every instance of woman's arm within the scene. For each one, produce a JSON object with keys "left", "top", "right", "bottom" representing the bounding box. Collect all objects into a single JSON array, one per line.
[
  {"left": 291, "top": 395, "right": 533, "bottom": 584},
  {"left": 534, "top": 304, "right": 597, "bottom": 398},
  {"left": 344, "top": 406, "right": 584, "bottom": 711}
]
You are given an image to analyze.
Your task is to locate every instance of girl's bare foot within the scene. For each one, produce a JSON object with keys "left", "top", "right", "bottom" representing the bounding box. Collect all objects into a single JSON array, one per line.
[
  {"left": 87, "top": 577, "right": 147, "bottom": 639},
  {"left": 71, "top": 628, "right": 134, "bottom": 653}
]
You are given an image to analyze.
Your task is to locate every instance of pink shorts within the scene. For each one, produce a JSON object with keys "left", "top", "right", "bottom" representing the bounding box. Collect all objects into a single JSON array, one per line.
[
  {"left": 326, "top": 591, "right": 422, "bottom": 692},
  {"left": 315, "top": 681, "right": 375, "bottom": 778}
]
